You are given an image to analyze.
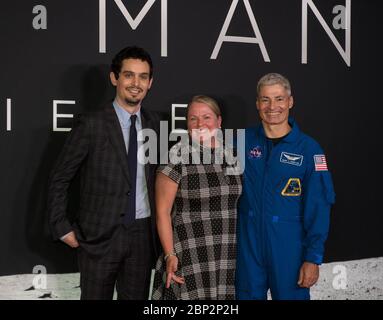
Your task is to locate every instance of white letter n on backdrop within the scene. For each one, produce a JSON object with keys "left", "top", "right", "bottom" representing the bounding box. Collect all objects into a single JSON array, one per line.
[
  {"left": 211, "top": 0, "right": 270, "bottom": 61},
  {"left": 302, "top": 0, "right": 351, "bottom": 66},
  {"left": 99, "top": 0, "right": 168, "bottom": 56}
]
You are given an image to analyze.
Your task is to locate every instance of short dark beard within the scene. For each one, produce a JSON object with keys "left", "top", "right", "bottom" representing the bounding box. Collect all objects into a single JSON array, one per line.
[{"left": 125, "top": 98, "right": 140, "bottom": 106}]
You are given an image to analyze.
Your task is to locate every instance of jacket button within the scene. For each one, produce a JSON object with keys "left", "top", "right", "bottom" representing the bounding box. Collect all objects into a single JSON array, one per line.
[{"left": 126, "top": 191, "right": 130, "bottom": 196}]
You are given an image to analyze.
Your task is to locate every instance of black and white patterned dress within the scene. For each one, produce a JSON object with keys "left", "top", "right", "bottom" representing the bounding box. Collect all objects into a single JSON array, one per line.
[{"left": 152, "top": 142, "right": 242, "bottom": 300}]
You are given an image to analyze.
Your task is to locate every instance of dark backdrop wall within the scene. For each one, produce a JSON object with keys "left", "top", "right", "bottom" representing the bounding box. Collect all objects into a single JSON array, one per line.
[{"left": 0, "top": 0, "right": 382, "bottom": 275}]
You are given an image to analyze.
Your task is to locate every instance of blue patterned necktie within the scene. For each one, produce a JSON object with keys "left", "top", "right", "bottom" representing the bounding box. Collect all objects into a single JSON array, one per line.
[{"left": 125, "top": 114, "right": 137, "bottom": 224}]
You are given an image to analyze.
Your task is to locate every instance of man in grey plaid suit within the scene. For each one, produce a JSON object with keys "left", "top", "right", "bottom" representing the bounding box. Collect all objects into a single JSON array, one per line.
[{"left": 47, "top": 46, "right": 160, "bottom": 299}]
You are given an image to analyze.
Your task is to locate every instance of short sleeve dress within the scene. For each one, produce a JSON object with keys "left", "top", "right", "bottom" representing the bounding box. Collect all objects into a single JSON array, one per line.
[{"left": 151, "top": 143, "right": 242, "bottom": 300}]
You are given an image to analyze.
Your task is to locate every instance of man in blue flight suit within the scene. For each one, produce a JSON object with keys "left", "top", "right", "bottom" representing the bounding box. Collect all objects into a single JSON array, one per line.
[{"left": 236, "top": 73, "right": 335, "bottom": 300}]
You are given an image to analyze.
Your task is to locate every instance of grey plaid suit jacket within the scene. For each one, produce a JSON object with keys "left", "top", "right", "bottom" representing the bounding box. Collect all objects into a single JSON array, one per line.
[{"left": 47, "top": 103, "right": 160, "bottom": 257}]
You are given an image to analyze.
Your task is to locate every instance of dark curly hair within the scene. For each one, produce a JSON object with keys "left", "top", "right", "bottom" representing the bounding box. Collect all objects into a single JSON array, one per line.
[{"left": 111, "top": 46, "right": 153, "bottom": 80}]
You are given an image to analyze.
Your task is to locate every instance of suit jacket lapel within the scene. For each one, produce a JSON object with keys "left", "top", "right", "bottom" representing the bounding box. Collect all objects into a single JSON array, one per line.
[{"left": 105, "top": 105, "right": 131, "bottom": 185}]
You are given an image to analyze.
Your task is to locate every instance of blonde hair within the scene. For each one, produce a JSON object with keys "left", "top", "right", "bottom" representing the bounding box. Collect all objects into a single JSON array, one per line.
[{"left": 187, "top": 95, "right": 221, "bottom": 117}]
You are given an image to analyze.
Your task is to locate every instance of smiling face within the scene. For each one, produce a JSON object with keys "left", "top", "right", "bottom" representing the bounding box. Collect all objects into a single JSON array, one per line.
[
  {"left": 187, "top": 101, "right": 222, "bottom": 146},
  {"left": 110, "top": 58, "right": 153, "bottom": 112},
  {"left": 256, "top": 84, "right": 293, "bottom": 127}
]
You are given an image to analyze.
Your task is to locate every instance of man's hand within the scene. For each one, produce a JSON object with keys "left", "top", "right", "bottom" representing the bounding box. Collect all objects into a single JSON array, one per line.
[
  {"left": 61, "top": 231, "right": 80, "bottom": 248},
  {"left": 297, "top": 261, "right": 319, "bottom": 288}
]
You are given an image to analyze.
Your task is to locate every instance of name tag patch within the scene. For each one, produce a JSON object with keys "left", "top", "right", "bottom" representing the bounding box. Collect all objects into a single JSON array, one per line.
[{"left": 280, "top": 152, "right": 303, "bottom": 166}]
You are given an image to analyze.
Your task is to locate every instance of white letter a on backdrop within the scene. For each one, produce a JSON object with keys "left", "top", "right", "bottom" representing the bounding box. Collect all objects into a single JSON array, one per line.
[{"left": 211, "top": 0, "right": 270, "bottom": 61}]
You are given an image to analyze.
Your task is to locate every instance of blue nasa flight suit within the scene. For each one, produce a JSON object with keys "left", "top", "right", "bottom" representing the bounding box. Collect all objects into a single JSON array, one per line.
[{"left": 236, "top": 118, "right": 335, "bottom": 300}]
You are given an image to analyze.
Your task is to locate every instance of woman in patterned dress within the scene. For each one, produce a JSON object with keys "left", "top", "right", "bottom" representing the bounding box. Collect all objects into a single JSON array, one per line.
[{"left": 152, "top": 95, "right": 242, "bottom": 299}]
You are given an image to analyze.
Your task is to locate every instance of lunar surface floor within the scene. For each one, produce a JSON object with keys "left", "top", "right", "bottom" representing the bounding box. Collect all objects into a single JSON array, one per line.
[{"left": 0, "top": 257, "right": 382, "bottom": 300}]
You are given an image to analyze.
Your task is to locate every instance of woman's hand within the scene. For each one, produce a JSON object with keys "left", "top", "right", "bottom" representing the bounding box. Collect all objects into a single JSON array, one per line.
[{"left": 165, "top": 255, "right": 185, "bottom": 288}]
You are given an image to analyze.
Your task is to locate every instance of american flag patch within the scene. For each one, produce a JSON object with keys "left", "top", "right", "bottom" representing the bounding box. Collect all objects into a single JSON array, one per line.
[{"left": 314, "top": 154, "right": 328, "bottom": 171}]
